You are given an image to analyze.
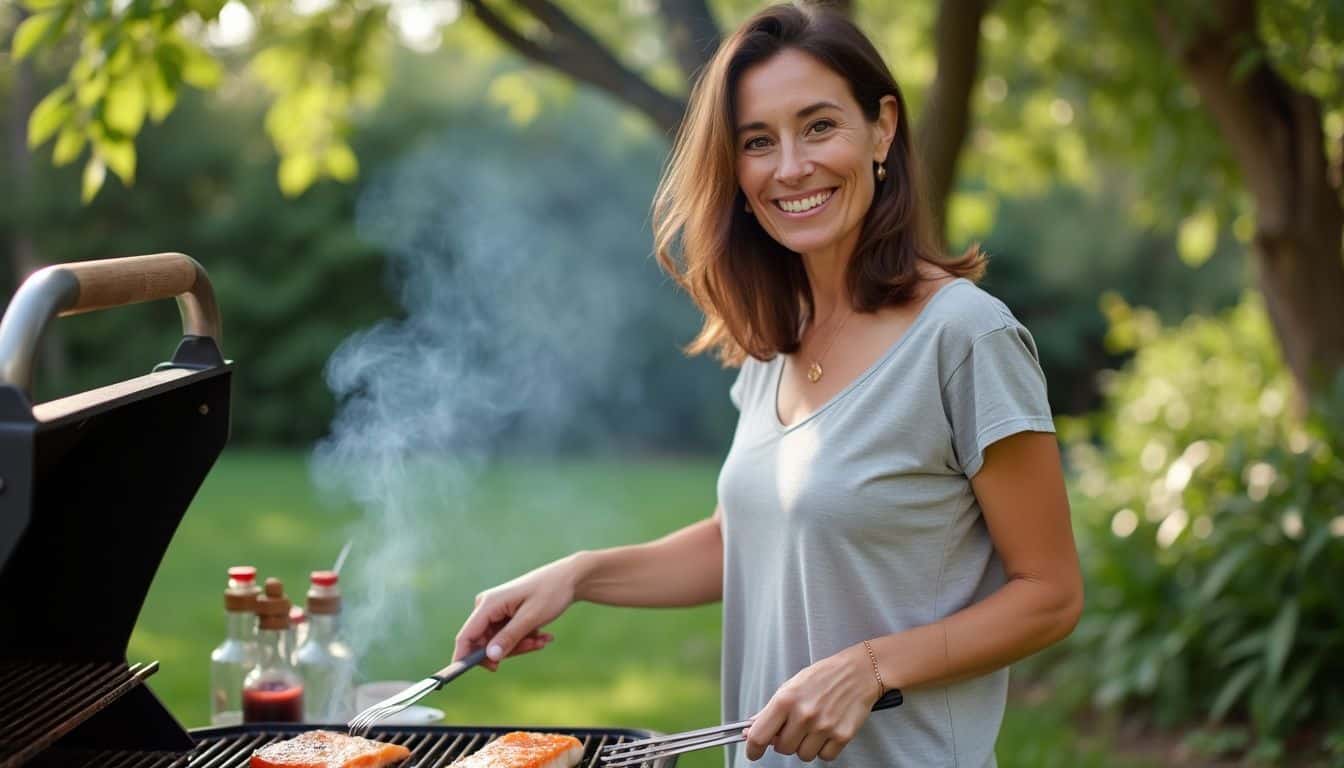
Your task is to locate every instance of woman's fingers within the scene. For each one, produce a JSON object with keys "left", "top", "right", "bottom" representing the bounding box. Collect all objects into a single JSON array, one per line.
[
  {"left": 743, "top": 700, "right": 788, "bottom": 761},
  {"left": 818, "top": 739, "right": 844, "bottom": 761},
  {"left": 509, "top": 632, "right": 555, "bottom": 657},
  {"left": 453, "top": 594, "right": 513, "bottom": 661},
  {"left": 795, "top": 733, "right": 829, "bottom": 762},
  {"left": 486, "top": 608, "right": 544, "bottom": 661}
]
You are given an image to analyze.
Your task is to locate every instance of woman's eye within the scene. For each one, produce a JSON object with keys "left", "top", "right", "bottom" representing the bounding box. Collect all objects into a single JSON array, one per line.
[
  {"left": 744, "top": 136, "right": 771, "bottom": 150},
  {"left": 807, "top": 120, "right": 835, "bottom": 136}
]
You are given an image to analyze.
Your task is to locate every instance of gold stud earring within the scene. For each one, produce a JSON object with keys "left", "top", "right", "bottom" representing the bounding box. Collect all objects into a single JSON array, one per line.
[{"left": 876, "top": 163, "right": 887, "bottom": 181}]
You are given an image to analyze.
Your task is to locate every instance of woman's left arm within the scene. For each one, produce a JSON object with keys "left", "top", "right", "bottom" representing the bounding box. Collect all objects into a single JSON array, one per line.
[{"left": 744, "top": 431, "right": 1083, "bottom": 762}]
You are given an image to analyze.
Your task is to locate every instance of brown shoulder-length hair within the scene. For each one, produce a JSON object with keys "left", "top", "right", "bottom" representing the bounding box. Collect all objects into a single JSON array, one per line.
[{"left": 653, "top": 2, "right": 985, "bottom": 366}]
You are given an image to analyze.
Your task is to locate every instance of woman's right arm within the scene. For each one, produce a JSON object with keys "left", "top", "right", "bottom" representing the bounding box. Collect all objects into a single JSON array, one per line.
[
  {"left": 452, "top": 506, "right": 724, "bottom": 668},
  {"left": 574, "top": 505, "right": 724, "bottom": 607}
]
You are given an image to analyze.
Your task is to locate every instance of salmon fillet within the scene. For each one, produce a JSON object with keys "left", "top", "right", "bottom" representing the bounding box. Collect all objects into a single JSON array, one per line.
[
  {"left": 451, "top": 731, "right": 583, "bottom": 768},
  {"left": 250, "top": 730, "right": 411, "bottom": 768}
]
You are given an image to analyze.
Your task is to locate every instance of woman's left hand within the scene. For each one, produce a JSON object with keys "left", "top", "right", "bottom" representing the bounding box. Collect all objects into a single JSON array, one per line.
[{"left": 743, "top": 643, "right": 881, "bottom": 762}]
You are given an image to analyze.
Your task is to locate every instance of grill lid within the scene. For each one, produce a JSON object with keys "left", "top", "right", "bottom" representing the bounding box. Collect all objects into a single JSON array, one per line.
[{"left": 0, "top": 254, "right": 231, "bottom": 766}]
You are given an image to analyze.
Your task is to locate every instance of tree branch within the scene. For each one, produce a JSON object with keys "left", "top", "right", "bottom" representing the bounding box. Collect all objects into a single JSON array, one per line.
[
  {"left": 464, "top": 0, "right": 687, "bottom": 135},
  {"left": 656, "top": 0, "right": 721, "bottom": 85},
  {"left": 915, "top": 0, "right": 992, "bottom": 245}
]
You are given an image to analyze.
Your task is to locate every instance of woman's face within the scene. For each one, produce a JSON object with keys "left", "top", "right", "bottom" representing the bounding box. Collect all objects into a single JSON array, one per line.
[{"left": 734, "top": 48, "right": 896, "bottom": 259}]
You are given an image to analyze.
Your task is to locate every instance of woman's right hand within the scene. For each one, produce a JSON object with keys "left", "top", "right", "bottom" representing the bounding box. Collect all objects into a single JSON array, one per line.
[{"left": 452, "top": 554, "right": 586, "bottom": 671}]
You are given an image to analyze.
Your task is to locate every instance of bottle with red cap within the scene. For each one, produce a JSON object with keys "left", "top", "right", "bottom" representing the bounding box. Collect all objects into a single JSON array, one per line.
[
  {"left": 210, "top": 566, "right": 260, "bottom": 725},
  {"left": 294, "top": 570, "right": 356, "bottom": 722},
  {"left": 242, "top": 577, "right": 304, "bottom": 723}
]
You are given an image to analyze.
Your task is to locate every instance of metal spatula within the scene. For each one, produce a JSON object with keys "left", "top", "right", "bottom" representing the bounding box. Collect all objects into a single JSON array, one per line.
[{"left": 347, "top": 648, "right": 488, "bottom": 736}]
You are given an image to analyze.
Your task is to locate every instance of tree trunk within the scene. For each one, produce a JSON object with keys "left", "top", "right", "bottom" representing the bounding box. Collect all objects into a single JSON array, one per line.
[
  {"left": 916, "top": 0, "right": 992, "bottom": 244},
  {"left": 1158, "top": 0, "right": 1344, "bottom": 401}
]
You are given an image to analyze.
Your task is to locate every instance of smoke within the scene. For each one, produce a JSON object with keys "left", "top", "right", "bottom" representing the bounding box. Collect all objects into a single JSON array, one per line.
[{"left": 308, "top": 113, "right": 684, "bottom": 662}]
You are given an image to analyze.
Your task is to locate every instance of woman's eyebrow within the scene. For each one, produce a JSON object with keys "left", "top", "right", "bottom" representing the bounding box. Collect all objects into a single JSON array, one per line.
[{"left": 735, "top": 100, "right": 843, "bottom": 134}]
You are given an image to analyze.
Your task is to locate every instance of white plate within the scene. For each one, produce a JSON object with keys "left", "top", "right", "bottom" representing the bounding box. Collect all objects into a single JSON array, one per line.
[{"left": 376, "top": 704, "right": 445, "bottom": 726}]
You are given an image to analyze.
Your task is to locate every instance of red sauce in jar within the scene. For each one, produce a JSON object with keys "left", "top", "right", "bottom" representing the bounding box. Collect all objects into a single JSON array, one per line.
[{"left": 242, "top": 682, "right": 304, "bottom": 723}]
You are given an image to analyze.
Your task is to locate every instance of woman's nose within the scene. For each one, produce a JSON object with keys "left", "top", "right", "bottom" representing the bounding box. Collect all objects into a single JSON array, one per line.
[{"left": 774, "top": 141, "right": 812, "bottom": 185}]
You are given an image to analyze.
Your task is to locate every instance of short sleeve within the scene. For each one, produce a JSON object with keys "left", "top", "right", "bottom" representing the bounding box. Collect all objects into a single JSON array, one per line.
[
  {"left": 729, "top": 363, "right": 747, "bottom": 410},
  {"left": 943, "top": 324, "right": 1056, "bottom": 478}
]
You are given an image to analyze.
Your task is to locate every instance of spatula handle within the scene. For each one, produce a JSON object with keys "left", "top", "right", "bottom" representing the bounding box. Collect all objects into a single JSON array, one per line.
[
  {"left": 432, "top": 647, "right": 489, "bottom": 688},
  {"left": 872, "top": 688, "right": 903, "bottom": 711}
]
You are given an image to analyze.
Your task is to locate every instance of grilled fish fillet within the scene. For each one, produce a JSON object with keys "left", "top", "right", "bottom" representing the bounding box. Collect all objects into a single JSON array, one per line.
[
  {"left": 451, "top": 731, "right": 583, "bottom": 768},
  {"left": 250, "top": 730, "right": 411, "bottom": 768}
]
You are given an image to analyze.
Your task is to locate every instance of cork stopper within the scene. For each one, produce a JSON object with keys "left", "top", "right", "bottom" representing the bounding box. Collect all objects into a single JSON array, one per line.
[
  {"left": 255, "top": 577, "right": 292, "bottom": 631},
  {"left": 224, "top": 566, "right": 260, "bottom": 612},
  {"left": 306, "top": 570, "right": 342, "bottom": 615}
]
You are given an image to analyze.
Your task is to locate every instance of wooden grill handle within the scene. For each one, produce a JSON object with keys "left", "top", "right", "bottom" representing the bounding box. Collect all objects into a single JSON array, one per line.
[
  {"left": 0, "top": 252, "right": 222, "bottom": 396},
  {"left": 60, "top": 253, "right": 203, "bottom": 316}
]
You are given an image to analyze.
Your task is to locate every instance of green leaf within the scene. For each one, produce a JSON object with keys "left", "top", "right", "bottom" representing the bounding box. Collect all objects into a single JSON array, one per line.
[
  {"left": 13, "top": 11, "right": 60, "bottom": 60},
  {"left": 21, "top": 0, "right": 71, "bottom": 10},
  {"left": 1264, "top": 659, "right": 1317, "bottom": 734},
  {"left": 1199, "top": 542, "right": 1251, "bottom": 603},
  {"left": 278, "top": 153, "right": 319, "bottom": 197},
  {"left": 1297, "top": 525, "right": 1331, "bottom": 574},
  {"left": 179, "top": 42, "right": 223, "bottom": 89},
  {"left": 105, "top": 77, "right": 148, "bottom": 136},
  {"left": 81, "top": 156, "right": 107, "bottom": 203},
  {"left": 324, "top": 143, "right": 359, "bottom": 181},
  {"left": 52, "top": 125, "right": 87, "bottom": 165},
  {"left": 1220, "top": 630, "right": 1266, "bottom": 667},
  {"left": 1211, "top": 663, "right": 1258, "bottom": 721},
  {"left": 1264, "top": 602, "right": 1298, "bottom": 685},
  {"left": 144, "top": 61, "right": 178, "bottom": 122},
  {"left": 1178, "top": 206, "right": 1218, "bottom": 267},
  {"left": 27, "top": 85, "right": 73, "bottom": 149},
  {"left": 95, "top": 136, "right": 136, "bottom": 184}
]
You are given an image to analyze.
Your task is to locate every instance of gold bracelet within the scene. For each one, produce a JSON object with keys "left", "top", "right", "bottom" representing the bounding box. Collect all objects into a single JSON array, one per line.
[{"left": 862, "top": 639, "right": 886, "bottom": 697}]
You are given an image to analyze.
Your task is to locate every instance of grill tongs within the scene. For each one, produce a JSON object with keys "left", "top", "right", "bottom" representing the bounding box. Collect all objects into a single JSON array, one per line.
[
  {"left": 347, "top": 648, "right": 489, "bottom": 736},
  {"left": 599, "top": 688, "right": 903, "bottom": 766}
]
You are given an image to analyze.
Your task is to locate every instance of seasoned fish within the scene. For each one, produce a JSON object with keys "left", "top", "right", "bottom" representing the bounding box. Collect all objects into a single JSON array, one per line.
[
  {"left": 452, "top": 731, "right": 583, "bottom": 768},
  {"left": 250, "top": 729, "right": 411, "bottom": 768}
]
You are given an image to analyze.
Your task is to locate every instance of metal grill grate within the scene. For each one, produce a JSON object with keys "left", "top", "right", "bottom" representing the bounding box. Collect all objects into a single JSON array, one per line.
[
  {"left": 187, "top": 726, "right": 676, "bottom": 768},
  {"left": 24, "top": 747, "right": 186, "bottom": 768},
  {"left": 0, "top": 661, "right": 158, "bottom": 768}
]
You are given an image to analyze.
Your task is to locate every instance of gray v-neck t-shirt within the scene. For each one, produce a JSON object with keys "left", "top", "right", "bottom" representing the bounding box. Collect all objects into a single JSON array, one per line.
[{"left": 717, "top": 278, "right": 1055, "bottom": 767}]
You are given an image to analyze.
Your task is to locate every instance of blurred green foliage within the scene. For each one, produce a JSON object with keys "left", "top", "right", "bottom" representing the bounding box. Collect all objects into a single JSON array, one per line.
[
  {"left": 0, "top": 37, "right": 1250, "bottom": 444},
  {"left": 1058, "top": 295, "right": 1344, "bottom": 762}
]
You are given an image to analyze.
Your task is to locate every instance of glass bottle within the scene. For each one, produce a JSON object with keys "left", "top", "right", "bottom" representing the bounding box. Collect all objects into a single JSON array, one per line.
[
  {"left": 242, "top": 577, "right": 304, "bottom": 722},
  {"left": 288, "top": 604, "right": 309, "bottom": 658},
  {"left": 209, "top": 565, "right": 260, "bottom": 726},
  {"left": 295, "top": 570, "right": 356, "bottom": 722}
]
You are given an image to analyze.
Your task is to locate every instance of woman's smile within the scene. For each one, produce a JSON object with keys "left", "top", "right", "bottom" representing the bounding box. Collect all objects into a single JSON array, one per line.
[{"left": 772, "top": 187, "right": 838, "bottom": 217}]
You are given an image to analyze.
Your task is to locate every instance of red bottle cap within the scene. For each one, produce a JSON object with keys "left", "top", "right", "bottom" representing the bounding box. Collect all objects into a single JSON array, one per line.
[
  {"left": 310, "top": 570, "right": 338, "bottom": 587},
  {"left": 228, "top": 566, "right": 257, "bottom": 582}
]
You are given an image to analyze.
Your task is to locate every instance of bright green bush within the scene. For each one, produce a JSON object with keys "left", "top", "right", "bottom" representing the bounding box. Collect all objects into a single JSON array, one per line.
[{"left": 1060, "top": 294, "right": 1344, "bottom": 762}]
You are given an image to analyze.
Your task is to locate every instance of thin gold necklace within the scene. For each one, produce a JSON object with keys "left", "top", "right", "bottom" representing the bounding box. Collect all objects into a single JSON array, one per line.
[{"left": 806, "top": 306, "right": 854, "bottom": 383}]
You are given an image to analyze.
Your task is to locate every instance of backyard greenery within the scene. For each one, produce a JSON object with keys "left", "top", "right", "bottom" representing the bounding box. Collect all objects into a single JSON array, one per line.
[
  {"left": 1060, "top": 297, "right": 1344, "bottom": 764},
  {"left": 131, "top": 452, "right": 1143, "bottom": 768}
]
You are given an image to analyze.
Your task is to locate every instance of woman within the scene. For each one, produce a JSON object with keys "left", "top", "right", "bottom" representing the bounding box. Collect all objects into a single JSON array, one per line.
[{"left": 453, "top": 4, "right": 1083, "bottom": 765}]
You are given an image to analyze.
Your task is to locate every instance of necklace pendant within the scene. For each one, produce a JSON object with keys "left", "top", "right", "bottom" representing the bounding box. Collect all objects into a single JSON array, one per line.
[{"left": 807, "top": 361, "right": 823, "bottom": 383}]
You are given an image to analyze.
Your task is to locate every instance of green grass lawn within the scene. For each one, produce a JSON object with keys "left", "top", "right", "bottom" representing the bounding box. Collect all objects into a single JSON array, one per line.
[{"left": 131, "top": 450, "right": 1139, "bottom": 767}]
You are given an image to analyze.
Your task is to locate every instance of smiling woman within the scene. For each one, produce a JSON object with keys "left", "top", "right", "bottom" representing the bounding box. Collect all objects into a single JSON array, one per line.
[{"left": 453, "top": 5, "right": 1082, "bottom": 768}]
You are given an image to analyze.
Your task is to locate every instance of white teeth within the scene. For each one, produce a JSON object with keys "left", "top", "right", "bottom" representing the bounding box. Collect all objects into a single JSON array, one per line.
[{"left": 776, "top": 189, "right": 833, "bottom": 213}]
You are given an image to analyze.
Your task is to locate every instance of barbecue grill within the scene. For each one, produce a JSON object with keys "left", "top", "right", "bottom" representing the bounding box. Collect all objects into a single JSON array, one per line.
[{"left": 0, "top": 254, "right": 672, "bottom": 767}]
